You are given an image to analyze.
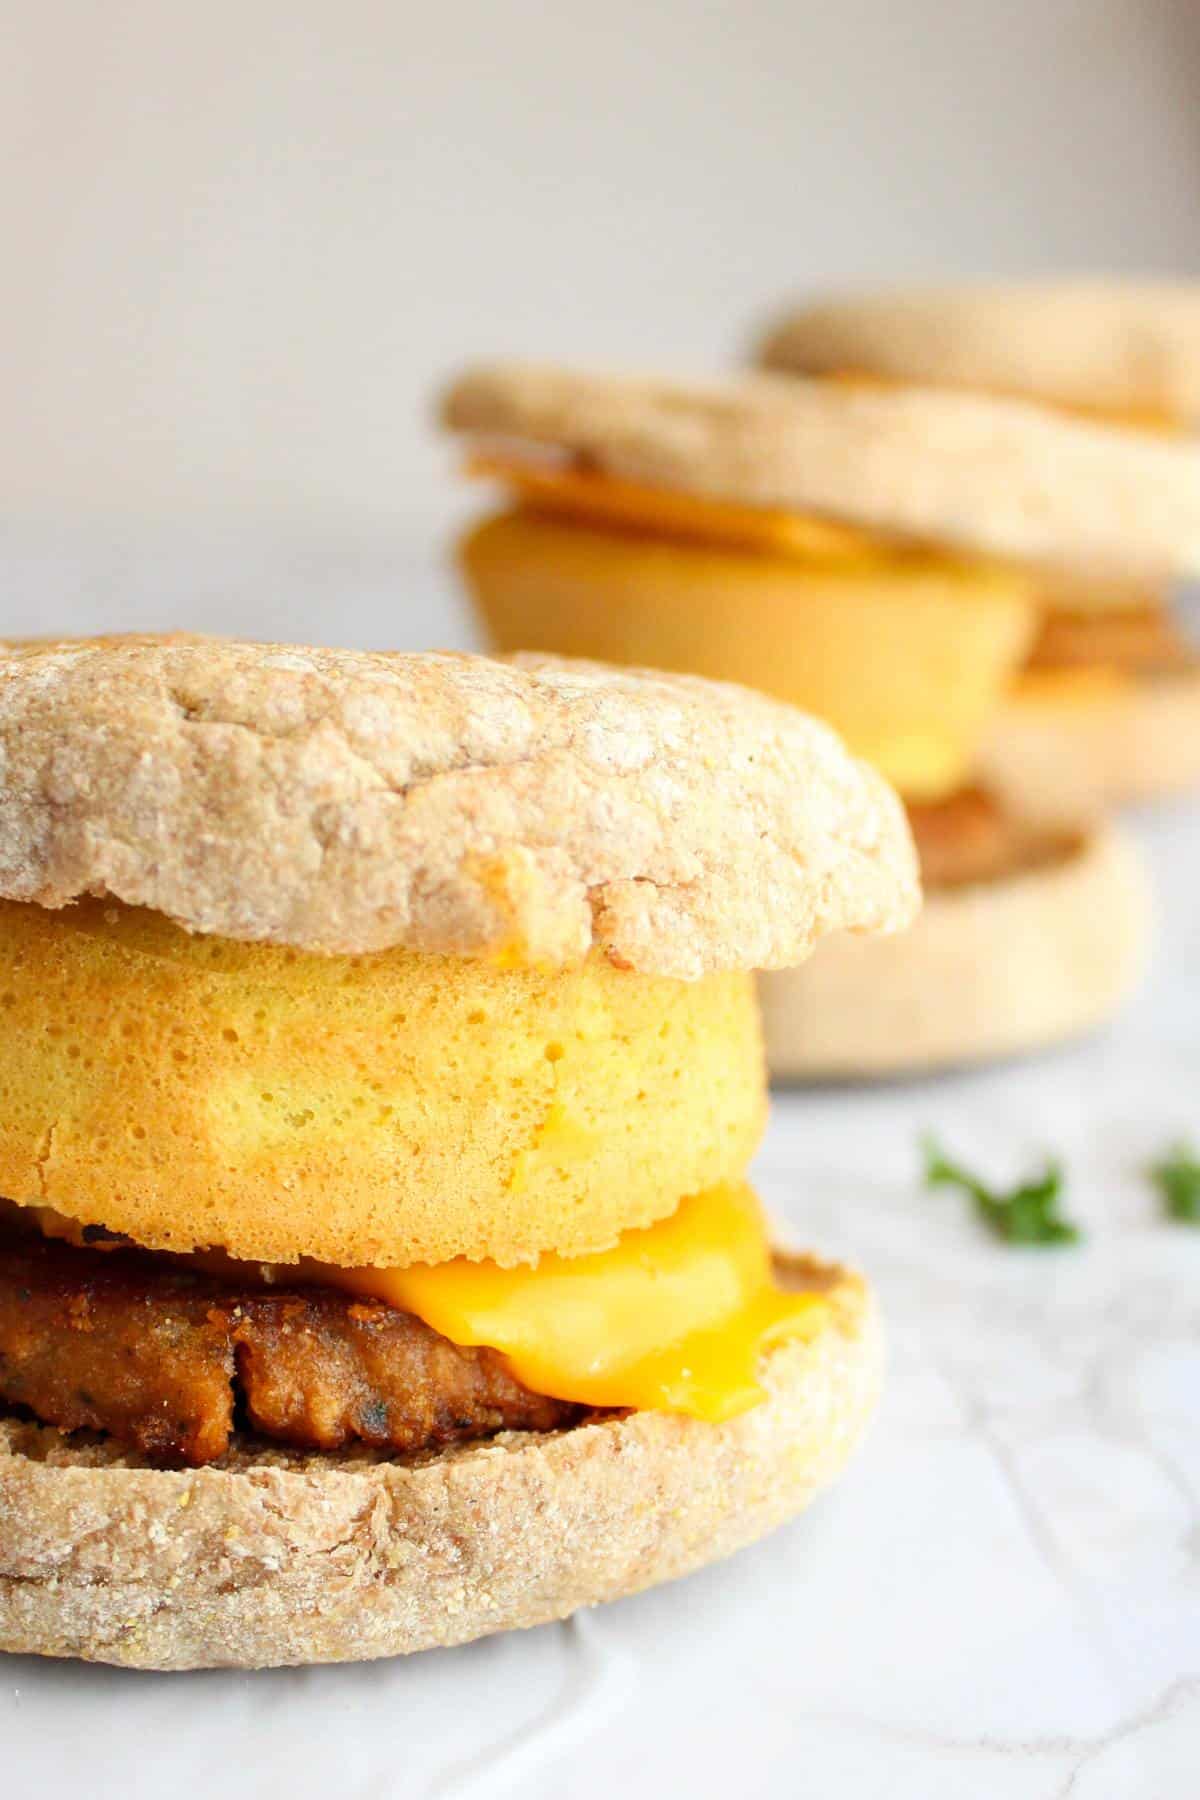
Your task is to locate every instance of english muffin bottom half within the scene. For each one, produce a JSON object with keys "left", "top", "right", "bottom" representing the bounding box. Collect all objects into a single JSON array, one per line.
[
  {"left": 979, "top": 579, "right": 1200, "bottom": 812},
  {"left": 754, "top": 281, "right": 1200, "bottom": 809},
  {"left": 0, "top": 634, "right": 916, "bottom": 1668},
  {"left": 442, "top": 361, "right": 1161, "bottom": 1077}
]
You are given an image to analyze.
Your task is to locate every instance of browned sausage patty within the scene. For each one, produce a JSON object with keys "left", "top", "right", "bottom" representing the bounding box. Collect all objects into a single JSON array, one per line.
[
  {"left": 1027, "top": 605, "right": 1196, "bottom": 675},
  {"left": 0, "top": 1228, "right": 578, "bottom": 1466},
  {"left": 906, "top": 787, "right": 1075, "bottom": 891}
]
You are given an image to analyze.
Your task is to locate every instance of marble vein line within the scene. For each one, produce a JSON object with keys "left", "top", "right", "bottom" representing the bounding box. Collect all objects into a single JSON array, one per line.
[
  {"left": 1054, "top": 1675, "right": 1200, "bottom": 1799},
  {"left": 786, "top": 1673, "right": 1200, "bottom": 1776},
  {"left": 421, "top": 1610, "right": 637, "bottom": 1800},
  {"left": 920, "top": 1335, "right": 1133, "bottom": 1696}
]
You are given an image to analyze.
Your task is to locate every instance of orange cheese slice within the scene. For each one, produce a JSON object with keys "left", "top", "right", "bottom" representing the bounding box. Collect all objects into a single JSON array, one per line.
[
  {"left": 1010, "top": 666, "right": 1134, "bottom": 709},
  {"left": 466, "top": 452, "right": 879, "bottom": 561},
  {"left": 306, "top": 1183, "right": 826, "bottom": 1422},
  {"left": 31, "top": 1183, "right": 824, "bottom": 1422}
]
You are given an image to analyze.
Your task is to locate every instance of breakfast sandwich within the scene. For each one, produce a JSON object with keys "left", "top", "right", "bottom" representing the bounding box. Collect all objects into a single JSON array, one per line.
[
  {"left": 441, "top": 362, "right": 1178, "bottom": 1075},
  {"left": 0, "top": 634, "right": 917, "bottom": 1668},
  {"left": 757, "top": 281, "right": 1200, "bottom": 810}
]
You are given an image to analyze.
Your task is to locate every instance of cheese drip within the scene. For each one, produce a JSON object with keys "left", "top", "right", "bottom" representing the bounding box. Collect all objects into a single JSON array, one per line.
[
  {"left": 308, "top": 1183, "right": 826, "bottom": 1422},
  {"left": 467, "top": 453, "right": 880, "bottom": 561}
]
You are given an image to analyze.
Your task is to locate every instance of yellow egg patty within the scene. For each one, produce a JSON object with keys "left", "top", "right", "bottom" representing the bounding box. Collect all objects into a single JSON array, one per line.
[
  {"left": 0, "top": 899, "right": 765, "bottom": 1268},
  {"left": 463, "top": 506, "right": 1036, "bottom": 802}
]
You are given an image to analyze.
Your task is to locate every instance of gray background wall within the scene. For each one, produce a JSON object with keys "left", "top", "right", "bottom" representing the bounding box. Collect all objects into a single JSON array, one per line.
[{"left": 3, "top": 0, "right": 1198, "bottom": 643}]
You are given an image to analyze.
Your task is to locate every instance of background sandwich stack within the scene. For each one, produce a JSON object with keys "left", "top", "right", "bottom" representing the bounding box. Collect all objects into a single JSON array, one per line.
[
  {"left": 757, "top": 283, "right": 1200, "bottom": 814},
  {"left": 443, "top": 305, "right": 1200, "bottom": 1077}
]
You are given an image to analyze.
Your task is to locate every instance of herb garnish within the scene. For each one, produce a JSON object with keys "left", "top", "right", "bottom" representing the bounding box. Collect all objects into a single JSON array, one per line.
[
  {"left": 921, "top": 1135, "right": 1082, "bottom": 1246},
  {"left": 1149, "top": 1143, "right": 1200, "bottom": 1223}
]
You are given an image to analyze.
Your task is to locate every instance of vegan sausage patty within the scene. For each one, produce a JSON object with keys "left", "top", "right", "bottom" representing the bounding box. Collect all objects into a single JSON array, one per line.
[
  {"left": 0, "top": 1224, "right": 579, "bottom": 1465},
  {"left": 906, "top": 787, "right": 1075, "bottom": 891}
]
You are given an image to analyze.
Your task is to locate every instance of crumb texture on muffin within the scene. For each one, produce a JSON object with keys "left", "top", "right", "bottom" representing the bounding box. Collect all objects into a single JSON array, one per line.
[{"left": 0, "top": 635, "right": 918, "bottom": 979}]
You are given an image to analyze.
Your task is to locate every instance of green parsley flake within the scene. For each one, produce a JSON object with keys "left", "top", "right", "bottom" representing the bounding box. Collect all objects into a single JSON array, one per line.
[
  {"left": 921, "top": 1135, "right": 1082, "bottom": 1246},
  {"left": 1149, "top": 1143, "right": 1200, "bottom": 1223}
]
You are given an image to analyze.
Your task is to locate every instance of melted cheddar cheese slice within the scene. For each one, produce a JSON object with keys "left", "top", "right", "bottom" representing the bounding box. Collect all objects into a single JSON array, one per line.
[
  {"left": 1009, "top": 667, "right": 1133, "bottom": 709},
  {"left": 31, "top": 1182, "right": 823, "bottom": 1422},
  {"left": 467, "top": 453, "right": 879, "bottom": 561},
  {"left": 309, "top": 1183, "right": 826, "bottom": 1422}
]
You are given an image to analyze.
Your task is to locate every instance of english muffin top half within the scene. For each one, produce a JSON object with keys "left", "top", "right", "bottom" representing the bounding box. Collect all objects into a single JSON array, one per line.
[
  {"left": 0, "top": 635, "right": 916, "bottom": 1271},
  {"left": 444, "top": 361, "right": 1200, "bottom": 804},
  {"left": 755, "top": 280, "right": 1200, "bottom": 420},
  {"left": 444, "top": 359, "right": 1200, "bottom": 581}
]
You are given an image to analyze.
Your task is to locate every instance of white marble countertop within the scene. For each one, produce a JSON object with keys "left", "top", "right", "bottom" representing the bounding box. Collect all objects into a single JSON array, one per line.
[{"left": 1, "top": 533, "right": 1198, "bottom": 1797}]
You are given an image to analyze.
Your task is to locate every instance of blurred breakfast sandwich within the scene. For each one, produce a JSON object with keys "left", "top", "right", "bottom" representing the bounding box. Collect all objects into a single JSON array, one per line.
[
  {"left": 756, "top": 281, "right": 1200, "bottom": 810},
  {"left": 442, "top": 362, "right": 1168, "bottom": 1076},
  {"left": 0, "top": 633, "right": 917, "bottom": 1669}
]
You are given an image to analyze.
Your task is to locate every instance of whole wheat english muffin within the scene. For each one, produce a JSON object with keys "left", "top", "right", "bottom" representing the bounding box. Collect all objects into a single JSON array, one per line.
[
  {"left": 0, "top": 634, "right": 912, "bottom": 974},
  {"left": 443, "top": 361, "right": 1200, "bottom": 578},
  {"left": 0, "top": 633, "right": 915, "bottom": 1667},
  {"left": 753, "top": 282, "right": 1200, "bottom": 810},
  {"left": 446, "top": 359, "right": 1156, "bottom": 1076},
  {"left": 981, "top": 664, "right": 1200, "bottom": 814},
  {"left": 755, "top": 280, "right": 1200, "bottom": 416},
  {"left": 761, "top": 823, "right": 1149, "bottom": 1077}
]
